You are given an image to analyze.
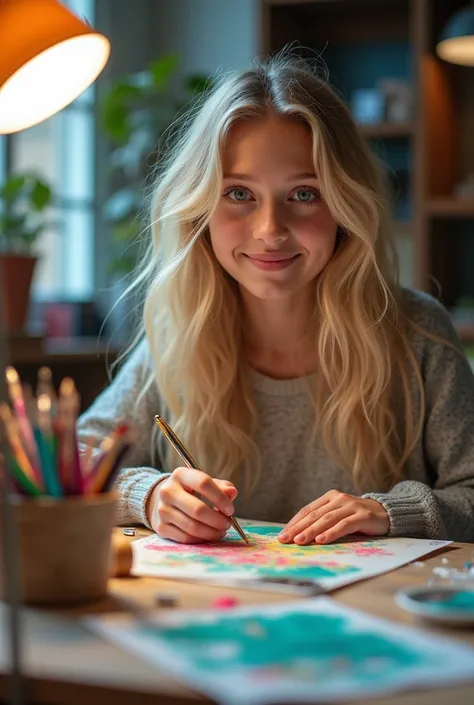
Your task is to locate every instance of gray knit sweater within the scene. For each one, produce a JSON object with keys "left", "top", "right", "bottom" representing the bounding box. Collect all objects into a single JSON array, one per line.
[{"left": 77, "top": 290, "right": 474, "bottom": 543}]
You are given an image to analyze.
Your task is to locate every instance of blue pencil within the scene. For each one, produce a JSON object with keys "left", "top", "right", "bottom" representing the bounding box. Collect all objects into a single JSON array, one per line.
[
  {"left": 33, "top": 427, "right": 62, "bottom": 497},
  {"left": 36, "top": 393, "right": 63, "bottom": 497}
]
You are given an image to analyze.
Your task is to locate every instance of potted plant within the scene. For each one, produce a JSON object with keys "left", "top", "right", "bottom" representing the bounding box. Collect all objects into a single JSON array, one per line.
[
  {"left": 0, "top": 172, "right": 52, "bottom": 332},
  {"left": 100, "top": 54, "right": 211, "bottom": 277}
]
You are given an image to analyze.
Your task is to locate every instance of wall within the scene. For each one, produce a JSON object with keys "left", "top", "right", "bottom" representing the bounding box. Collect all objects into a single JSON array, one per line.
[{"left": 151, "top": 0, "right": 260, "bottom": 79}]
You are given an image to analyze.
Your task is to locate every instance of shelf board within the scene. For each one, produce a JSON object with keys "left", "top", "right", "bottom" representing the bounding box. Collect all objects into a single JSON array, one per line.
[
  {"left": 358, "top": 122, "right": 414, "bottom": 139},
  {"left": 427, "top": 198, "right": 474, "bottom": 218},
  {"left": 455, "top": 324, "right": 474, "bottom": 345}
]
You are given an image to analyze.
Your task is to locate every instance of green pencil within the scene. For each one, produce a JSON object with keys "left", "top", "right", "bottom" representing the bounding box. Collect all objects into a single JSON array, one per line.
[
  {"left": 6, "top": 454, "right": 42, "bottom": 497},
  {"left": 34, "top": 427, "right": 62, "bottom": 497}
]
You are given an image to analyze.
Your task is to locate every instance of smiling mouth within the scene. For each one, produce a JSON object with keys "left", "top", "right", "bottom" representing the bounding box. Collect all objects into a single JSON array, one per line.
[
  {"left": 245, "top": 254, "right": 300, "bottom": 262},
  {"left": 243, "top": 253, "right": 301, "bottom": 271}
]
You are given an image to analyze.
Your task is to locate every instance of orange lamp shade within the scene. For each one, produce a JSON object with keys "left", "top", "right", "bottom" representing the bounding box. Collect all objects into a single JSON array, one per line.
[{"left": 0, "top": 0, "right": 110, "bottom": 134}]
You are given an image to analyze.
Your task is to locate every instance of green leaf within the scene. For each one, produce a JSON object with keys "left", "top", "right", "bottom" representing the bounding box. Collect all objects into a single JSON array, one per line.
[
  {"left": 148, "top": 54, "right": 179, "bottom": 91},
  {"left": 0, "top": 212, "right": 28, "bottom": 234},
  {"left": 0, "top": 175, "right": 26, "bottom": 203},
  {"left": 29, "top": 180, "right": 52, "bottom": 210},
  {"left": 101, "top": 101, "right": 132, "bottom": 143}
]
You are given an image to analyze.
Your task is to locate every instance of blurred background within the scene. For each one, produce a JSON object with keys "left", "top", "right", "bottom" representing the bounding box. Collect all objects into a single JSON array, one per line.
[{"left": 1, "top": 0, "right": 473, "bottom": 409}]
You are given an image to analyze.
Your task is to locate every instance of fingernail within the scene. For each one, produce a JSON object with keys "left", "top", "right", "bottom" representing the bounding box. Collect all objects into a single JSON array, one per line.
[
  {"left": 223, "top": 504, "right": 234, "bottom": 516},
  {"left": 294, "top": 533, "right": 305, "bottom": 543},
  {"left": 278, "top": 531, "right": 289, "bottom": 542},
  {"left": 316, "top": 534, "right": 326, "bottom": 543}
]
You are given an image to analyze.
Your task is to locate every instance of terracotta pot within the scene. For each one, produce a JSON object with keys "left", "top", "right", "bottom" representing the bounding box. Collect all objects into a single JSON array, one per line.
[{"left": 0, "top": 254, "right": 37, "bottom": 332}]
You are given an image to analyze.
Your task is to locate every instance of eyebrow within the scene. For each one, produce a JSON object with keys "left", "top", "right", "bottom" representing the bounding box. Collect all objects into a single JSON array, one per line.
[{"left": 223, "top": 172, "right": 319, "bottom": 182}]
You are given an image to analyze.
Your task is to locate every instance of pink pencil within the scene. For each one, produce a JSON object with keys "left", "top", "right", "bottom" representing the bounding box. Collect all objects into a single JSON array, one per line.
[{"left": 57, "top": 378, "right": 84, "bottom": 495}]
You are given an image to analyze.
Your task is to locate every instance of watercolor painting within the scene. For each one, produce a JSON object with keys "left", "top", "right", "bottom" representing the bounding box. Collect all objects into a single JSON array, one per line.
[
  {"left": 89, "top": 597, "right": 474, "bottom": 704},
  {"left": 131, "top": 520, "right": 451, "bottom": 590}
]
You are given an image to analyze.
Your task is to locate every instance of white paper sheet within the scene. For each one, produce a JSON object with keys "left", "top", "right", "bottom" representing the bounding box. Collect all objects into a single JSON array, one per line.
[
  {"left": 88, "top": 597, "right": 474, "bottom": 704},
  {"left": 131, "top": 519, "right": 451, "bottom": 591}
]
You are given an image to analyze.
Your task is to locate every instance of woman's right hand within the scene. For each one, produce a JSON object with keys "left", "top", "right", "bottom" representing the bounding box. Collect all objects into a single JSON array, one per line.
[{"left": 146, "top": 467, "right": 238, "bottom": 543}]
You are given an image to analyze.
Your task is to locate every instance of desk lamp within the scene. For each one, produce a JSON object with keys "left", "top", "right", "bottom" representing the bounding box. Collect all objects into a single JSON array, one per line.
[
  {"left": 437, "top": 1, "right": 474, "bottom": 67},
  {"left": 0, "top": 1, "right": 110, "bottom": 703}
]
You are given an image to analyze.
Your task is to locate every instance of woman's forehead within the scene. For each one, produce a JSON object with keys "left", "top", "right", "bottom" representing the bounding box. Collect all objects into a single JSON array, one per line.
[{"left": 221, "top": 115, "right": 316, "bottom": 176}]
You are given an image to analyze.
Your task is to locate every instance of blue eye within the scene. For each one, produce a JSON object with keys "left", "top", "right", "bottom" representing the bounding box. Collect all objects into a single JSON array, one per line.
[
  {"left": 291, "top": 188, "right": 321, "bottom": 203},
  {"left": 225, "top": 187, "right": 252, "bottom": 202}
]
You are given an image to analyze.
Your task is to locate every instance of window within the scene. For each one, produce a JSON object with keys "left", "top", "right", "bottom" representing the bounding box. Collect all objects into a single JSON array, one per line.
[{"left": 1, "top": 0, "right": 97, "bottom": 302}]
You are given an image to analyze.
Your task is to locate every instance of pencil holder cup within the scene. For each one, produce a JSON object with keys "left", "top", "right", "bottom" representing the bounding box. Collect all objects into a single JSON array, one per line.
[{"left": 0, "top": 491, "right": 117, "bottom": 606}]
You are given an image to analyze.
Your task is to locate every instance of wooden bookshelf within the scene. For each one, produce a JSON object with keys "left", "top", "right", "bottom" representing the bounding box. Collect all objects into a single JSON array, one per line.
[
  {"left": 428, "top": 199, "right": 474, "bottom": 218},
  {"left": 358, "top": 122, "right": 414, "bottom": 139},
  {"left": 260, "top": 0, "right": 474, "bottom": 309}
]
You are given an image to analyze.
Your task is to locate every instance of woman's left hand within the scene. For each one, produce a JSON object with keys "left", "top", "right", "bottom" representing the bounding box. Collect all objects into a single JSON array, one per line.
[{"left": 278, "top": 490, "right": 390, "bottom": 545}]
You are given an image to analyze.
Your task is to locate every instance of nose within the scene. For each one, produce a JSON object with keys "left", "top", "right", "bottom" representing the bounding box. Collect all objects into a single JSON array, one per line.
[{"left": 252, "top": 200, "right": 288, "bottom": 244}]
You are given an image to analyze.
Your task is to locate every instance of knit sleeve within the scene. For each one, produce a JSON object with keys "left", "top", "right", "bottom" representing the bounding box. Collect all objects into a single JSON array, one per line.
[
  {"left": 77, "top": 340, "right": 169, "bottom": 528},
  {"left": 364, "top": 293, "right": 474, "bottom": 542}
]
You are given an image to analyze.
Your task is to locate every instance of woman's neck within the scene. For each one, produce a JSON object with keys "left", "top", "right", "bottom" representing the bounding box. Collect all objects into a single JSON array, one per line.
[{"left": 241, "top": 290, "right": 318, "bottom": 379}]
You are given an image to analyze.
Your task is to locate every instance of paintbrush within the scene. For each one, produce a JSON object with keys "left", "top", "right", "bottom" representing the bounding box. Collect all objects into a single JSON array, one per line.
[{"left": 154, "top": 414, "right": 249, "bottom": 544}]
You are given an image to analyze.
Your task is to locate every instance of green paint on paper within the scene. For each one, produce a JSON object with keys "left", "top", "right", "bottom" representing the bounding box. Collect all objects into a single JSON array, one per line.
[{"left": 142, "top": 610, "right": 429, "bottom": 684}]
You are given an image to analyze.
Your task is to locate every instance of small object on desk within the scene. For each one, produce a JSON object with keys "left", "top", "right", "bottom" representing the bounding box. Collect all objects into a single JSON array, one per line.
[
  {"left": 396, "top": 586, "right": 474, "bottom": 626},
  {"left": 432, "top": 566, "right": 452, "bottom": 579},
  {"left": 122, "top": 527, "right": 136, "bottom": 537},
  {"left": 441, "top": 556, "right": 450, "bottom": 565},
  {"left": 153, "top": 414, "right": 249, "bottom": 544},
  {"left": 211, "top": 595, "right": 240, "bottom": 609},
  {"left": 411, "top": 561, "right": 425, "bottom": 568},
  {"left": 155, "top": 592, "right": 178, "bottom": 608},
  {"left": 110, "top": 532, "right": 133, "bottom": 577}
]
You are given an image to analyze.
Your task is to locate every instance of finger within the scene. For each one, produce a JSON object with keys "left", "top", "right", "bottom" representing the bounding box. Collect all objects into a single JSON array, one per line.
[
  {"left": 172, "top": 484, "right": 232, "bottom": 531},
  {"left": 157, "top": 522, "right": 210, "bottom": 544},
  {"left": 161, "top": 503, "right": 228, "bottom": 542},
  {"left": 283, "top": 492, "right": 334, "bottom": 532},
  {"left": 293, "top": 506, "right": 353, "bottom": 545},
  {"left": 214, "top": 479, "right": 238, "bottom": 501},
  {"left": 174, "top": 467, "right": 235, "bottom": 516},
  {"left": 314, "top": 514, "right": 366, "bottom": 545},
  {"left": 279, "top": 498, "right": 340, "bottom": 543}
]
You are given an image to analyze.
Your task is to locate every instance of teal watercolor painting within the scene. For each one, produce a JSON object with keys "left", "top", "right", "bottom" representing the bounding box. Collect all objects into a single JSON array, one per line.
[
  {"left": 89, "top": 598, "right": 474, "bottom": 704},
  {"left": 131, "top": 520, "right": 452, "bottom": 590}
]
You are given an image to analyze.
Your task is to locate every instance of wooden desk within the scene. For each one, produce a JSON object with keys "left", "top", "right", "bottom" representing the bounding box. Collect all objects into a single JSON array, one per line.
[{"left": 1, "top": 532, "right": 474, "bottom": 705}]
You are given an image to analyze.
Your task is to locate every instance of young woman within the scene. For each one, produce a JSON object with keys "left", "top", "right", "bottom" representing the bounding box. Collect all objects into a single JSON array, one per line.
[{"left": 78, "top": 54, "right": 474, "bottom": 545}]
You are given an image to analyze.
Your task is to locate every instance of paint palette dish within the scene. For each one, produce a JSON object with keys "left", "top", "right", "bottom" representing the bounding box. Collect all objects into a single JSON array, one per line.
[
  {"left": 88, "top": 597, "right": 474, "bottom": 705},
  {"left": 396, "top": 586, "right": 474, "bottom": 625}
]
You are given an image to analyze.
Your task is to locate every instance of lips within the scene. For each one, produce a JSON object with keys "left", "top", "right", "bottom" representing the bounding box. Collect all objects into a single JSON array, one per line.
[
  {"left": 244, "top": 253, "right": 300, "bottom": 271},
  {"left": 245, "top": 253, "right": 299, "bottom": 262}
]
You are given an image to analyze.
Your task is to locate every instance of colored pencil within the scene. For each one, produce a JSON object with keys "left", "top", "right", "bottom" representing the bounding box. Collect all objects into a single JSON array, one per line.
[
  {"left": 5, "top": 367, "right": 41, "bottom": 482},
  {"left": 85, "top": 424, "right": 130, "bottom": 494},
  {"left": 0, "top": 368, "right": 135, "bottom": 499},
  {"left": 4, "top": 453, "right": 42, "bottom": 497},
  {"left": 35, "top": 394, "right": 62, "bottom": 497},
  {"left": 57, "top": 378, "right": 83, "bottom": 495},
  {"left": 0, "top": 403, "right": 43, "bottom": 490}
]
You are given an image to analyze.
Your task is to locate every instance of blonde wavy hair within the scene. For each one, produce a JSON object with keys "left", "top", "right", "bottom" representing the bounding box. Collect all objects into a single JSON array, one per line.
[{"left": 129, "top": 53, "right": 426, "bottom": 495}]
